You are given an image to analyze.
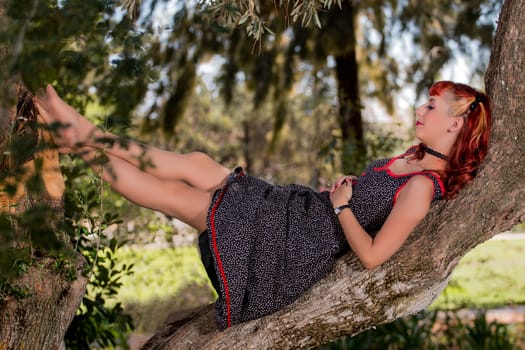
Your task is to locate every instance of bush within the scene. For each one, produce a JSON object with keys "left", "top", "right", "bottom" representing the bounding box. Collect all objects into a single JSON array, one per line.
[
  {"left": 62, "top": 157, "right": 134, "bottom": 349},
  {"left": 318, "top": 309, "right": 520, "bottom": 350}
]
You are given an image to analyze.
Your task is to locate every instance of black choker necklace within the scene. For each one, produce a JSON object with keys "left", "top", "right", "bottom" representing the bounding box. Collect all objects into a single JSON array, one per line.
[{"left": 422, "top": 145, "right": 448, "bottom": 161}]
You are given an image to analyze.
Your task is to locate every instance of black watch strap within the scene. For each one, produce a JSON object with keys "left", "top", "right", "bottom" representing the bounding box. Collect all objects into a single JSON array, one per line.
[{"left": 334, "top": 204, "right": 351, "bottom": 216}]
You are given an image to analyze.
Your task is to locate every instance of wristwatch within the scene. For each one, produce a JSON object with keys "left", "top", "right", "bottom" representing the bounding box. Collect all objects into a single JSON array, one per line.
[{"left": 334, "top": 204, "right": 351, "bottom": 216}]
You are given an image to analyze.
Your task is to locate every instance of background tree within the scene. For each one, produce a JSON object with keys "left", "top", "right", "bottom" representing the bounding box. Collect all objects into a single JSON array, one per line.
[
  {"left": 130, "top": 0, "right": 498, "bottom": 175},
  {"left": 2, "top": 0, "right": 499, "bottom": 176},
  {"left": 0, "top": 0, "right": 143, "bottom": 347}
]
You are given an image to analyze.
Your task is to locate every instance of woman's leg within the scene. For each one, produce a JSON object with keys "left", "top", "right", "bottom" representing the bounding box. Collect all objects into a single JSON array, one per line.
[
  {"left": 78, "top": 146, "right": 211, "bottom": 231},
  {"left": 74, "top": 115, "right": 231, "bottom": 191},
  {"left": 35, "top": 85, "right": 231, "bottom": 192}
]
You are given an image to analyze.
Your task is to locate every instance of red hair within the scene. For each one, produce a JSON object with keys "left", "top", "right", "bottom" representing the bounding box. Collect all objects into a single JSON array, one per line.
[{"left": 415, "top": 81, "right": 492, "bottom": 199}]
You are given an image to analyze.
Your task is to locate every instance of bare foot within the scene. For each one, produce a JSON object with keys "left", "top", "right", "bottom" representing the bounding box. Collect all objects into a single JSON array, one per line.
[{"left": 35, "top": 85, "right": 80, "bottom": 153}]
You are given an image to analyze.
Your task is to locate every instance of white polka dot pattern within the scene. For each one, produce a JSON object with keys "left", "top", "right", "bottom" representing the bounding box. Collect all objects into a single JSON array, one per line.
[{"left": 202, "top": 148, "right": 445, "bottom": 329}]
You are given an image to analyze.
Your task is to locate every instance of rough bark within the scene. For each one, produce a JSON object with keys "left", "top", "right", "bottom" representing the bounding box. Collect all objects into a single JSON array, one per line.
[
  {"left": 141, "top": 0, "right": 525, "bottom": 348},
  {"left": 0, "top": 256, "right": 87, "bottom": 349},
  {"left": 0, "top": 95, "right": 88, "bottom": 349},
  {"left": 334, "top": 2, "right": 366, "bottom": 175}
]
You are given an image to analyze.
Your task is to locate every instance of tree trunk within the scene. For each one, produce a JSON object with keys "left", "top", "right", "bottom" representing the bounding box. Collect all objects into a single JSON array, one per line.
[
  {"left": 0, "top": 98, "right": 88, "bottom": 348},
  {"left": 141, "top": 0, "right": 525, "bottom": 348},
  {"left": 0, "top": 256, "right": 87, "bottom": 349},
  {"left": 0, "top": 5, "right": 16, "bottom": 137},
  {"left": 334, "top": 2, "right": 366, "bottom": 175}
]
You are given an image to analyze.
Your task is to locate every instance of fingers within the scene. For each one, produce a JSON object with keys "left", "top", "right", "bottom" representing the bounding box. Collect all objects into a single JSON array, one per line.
[
  {"left": 329, "top": 180, "right": 353, "bottom": 205},
  {"left": 334, "top": 175, "right": 357, "bottom": 189},
  {"left": 325, "top": 174, "right": 359, "bottom": 193},
  {"left": 335, "top": 176, "right": 347, "bottom": 187}
]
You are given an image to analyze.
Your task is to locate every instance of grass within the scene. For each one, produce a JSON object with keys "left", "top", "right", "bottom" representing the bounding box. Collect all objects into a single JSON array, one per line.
[
  {"left": 113, "top": 245, "right": 216, "bottom": 332},
  {"left": 431, "top": 238, "right": 525, "bottom": 309},
  {"left": 113, "top": 237, "right": 525, "bottom": 332}
]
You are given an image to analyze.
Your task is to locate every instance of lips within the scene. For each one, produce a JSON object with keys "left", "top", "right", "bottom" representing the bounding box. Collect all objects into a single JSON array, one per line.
[{"left": 416, "top": 120, "right": 423, "bottom": 126}]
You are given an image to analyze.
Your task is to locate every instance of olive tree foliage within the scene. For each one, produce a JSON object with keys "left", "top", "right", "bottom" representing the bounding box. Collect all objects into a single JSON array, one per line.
[
  {"left": 0, "top": 0, "right": 153, "bottom": 129},
  {"left": 124, "top": 0, "right": 499, "bottom": 174},
  {"left": 0, "top": 0, "right": 148, "bottom": 347},
  {"left": 0, "top": 0, "right": 500, "bottom": 173},
  {"left": 1, "top": 0, "right": 499, "bottom": 175},
  {"left": 0, "top": 0, "right": 157, "bottom": 273},
  {"left": 0, "top": 0, "right": 157, "bottom": 220}
]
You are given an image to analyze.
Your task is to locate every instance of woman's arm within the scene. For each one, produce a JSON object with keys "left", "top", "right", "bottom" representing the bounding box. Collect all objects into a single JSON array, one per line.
[{"left": 333, "top": 175, "right": 434, "bottom": 269}]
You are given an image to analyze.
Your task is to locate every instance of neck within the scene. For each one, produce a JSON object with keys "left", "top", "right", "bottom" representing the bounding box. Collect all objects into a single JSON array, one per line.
[{"left": 422, "top": 145, "right": 449, "bottom": 161}]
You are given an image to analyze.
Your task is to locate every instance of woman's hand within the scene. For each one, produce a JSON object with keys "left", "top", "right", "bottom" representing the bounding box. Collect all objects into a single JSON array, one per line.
[{"left": 329, "top": 175, "right": 356, "bottom": 207}]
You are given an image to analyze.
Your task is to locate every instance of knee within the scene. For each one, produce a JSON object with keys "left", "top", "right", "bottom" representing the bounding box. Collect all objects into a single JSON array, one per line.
[
  {"left": 185, "top": 151, "right": 229, "bottom": 174},
  {"left": 183, "top": 151, "right": 230, "bottom": 190},
  {"left": 186, "top": 151, "right": 211, "bottom": 162}
]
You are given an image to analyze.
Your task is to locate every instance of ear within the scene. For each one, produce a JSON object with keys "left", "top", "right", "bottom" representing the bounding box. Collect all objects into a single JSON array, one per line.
[{"left": 448, "top": 117, "right": 464, "bottom": 133}]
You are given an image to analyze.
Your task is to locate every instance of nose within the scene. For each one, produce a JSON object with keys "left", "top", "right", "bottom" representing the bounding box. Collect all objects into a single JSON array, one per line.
[{"left": 415, "top": 104, "right": 424, "bottom": 117}]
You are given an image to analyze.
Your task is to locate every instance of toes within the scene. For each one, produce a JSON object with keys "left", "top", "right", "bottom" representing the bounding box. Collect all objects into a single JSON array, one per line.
[
  {"left": 36, "top": 105, "right": 50, "bottom": 122},
  {"left": 46, "top": 84, "right": 59, "bottom": 98},
  {"left": 35, "top": 87, "right": 47, "bottom": 100},
  {"left": 34, "top": 99, "right": 49, "bottom": 119},
  {"left": 35, "top": 90, "right": 48, "bottom": 109},
  {"left": 35, "top": 85, "right": 59, "bottom": 108}
]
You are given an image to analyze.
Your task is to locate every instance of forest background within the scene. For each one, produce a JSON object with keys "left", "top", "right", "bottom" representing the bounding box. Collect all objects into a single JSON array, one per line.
[{"left": 1, "top": 0, "right": 523, "bottom": 349}]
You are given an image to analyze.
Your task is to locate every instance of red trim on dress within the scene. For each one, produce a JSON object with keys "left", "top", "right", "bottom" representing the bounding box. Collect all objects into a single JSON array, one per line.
[
  {"left": 209, "top": 170, "right": 245, "bottom": 328},
  {"left": 374, "top": 147, "right": 446, "bottom": 204},
  {"left": 373, "top": 146, "right": 418, "bottom": 174},
  {"left": 393, "top": 181, "right": 409, "bottom": 206},
  {"left": 427, "top": 171, "right": 446, "bottom": 196},
  {"left": 373, "top": 156, "right": 398, "bottom": 173},
  {"left": 210, "top": 187, "right": 232, "bottom": 328},
  {"left": 392, "top": 173, "right": 443, "bottom": 205}
]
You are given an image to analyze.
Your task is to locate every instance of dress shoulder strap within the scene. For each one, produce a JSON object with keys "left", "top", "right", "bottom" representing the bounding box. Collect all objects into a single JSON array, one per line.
[{"left": 419, "top": 171, "right": 446, "bottom": 201}]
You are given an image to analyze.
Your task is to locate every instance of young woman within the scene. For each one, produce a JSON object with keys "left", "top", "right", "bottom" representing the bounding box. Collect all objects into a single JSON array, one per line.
[{"left": 35, "top": 81, "right": 491, "bottom": 329}]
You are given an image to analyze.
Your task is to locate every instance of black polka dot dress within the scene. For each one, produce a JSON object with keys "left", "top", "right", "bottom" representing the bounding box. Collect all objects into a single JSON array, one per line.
[{"left": 199, "top": 146, "right": 445, "bottom": 330}]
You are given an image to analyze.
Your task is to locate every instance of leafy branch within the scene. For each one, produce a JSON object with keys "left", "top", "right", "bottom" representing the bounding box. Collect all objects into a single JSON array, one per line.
[{"left": 121, "top": 0, "right": 346, "bottom": 41}]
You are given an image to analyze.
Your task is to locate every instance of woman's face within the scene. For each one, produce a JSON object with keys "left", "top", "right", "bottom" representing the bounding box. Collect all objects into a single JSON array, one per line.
[{"left": 414, "top": 91, "right": 459, "bottom": 143}]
